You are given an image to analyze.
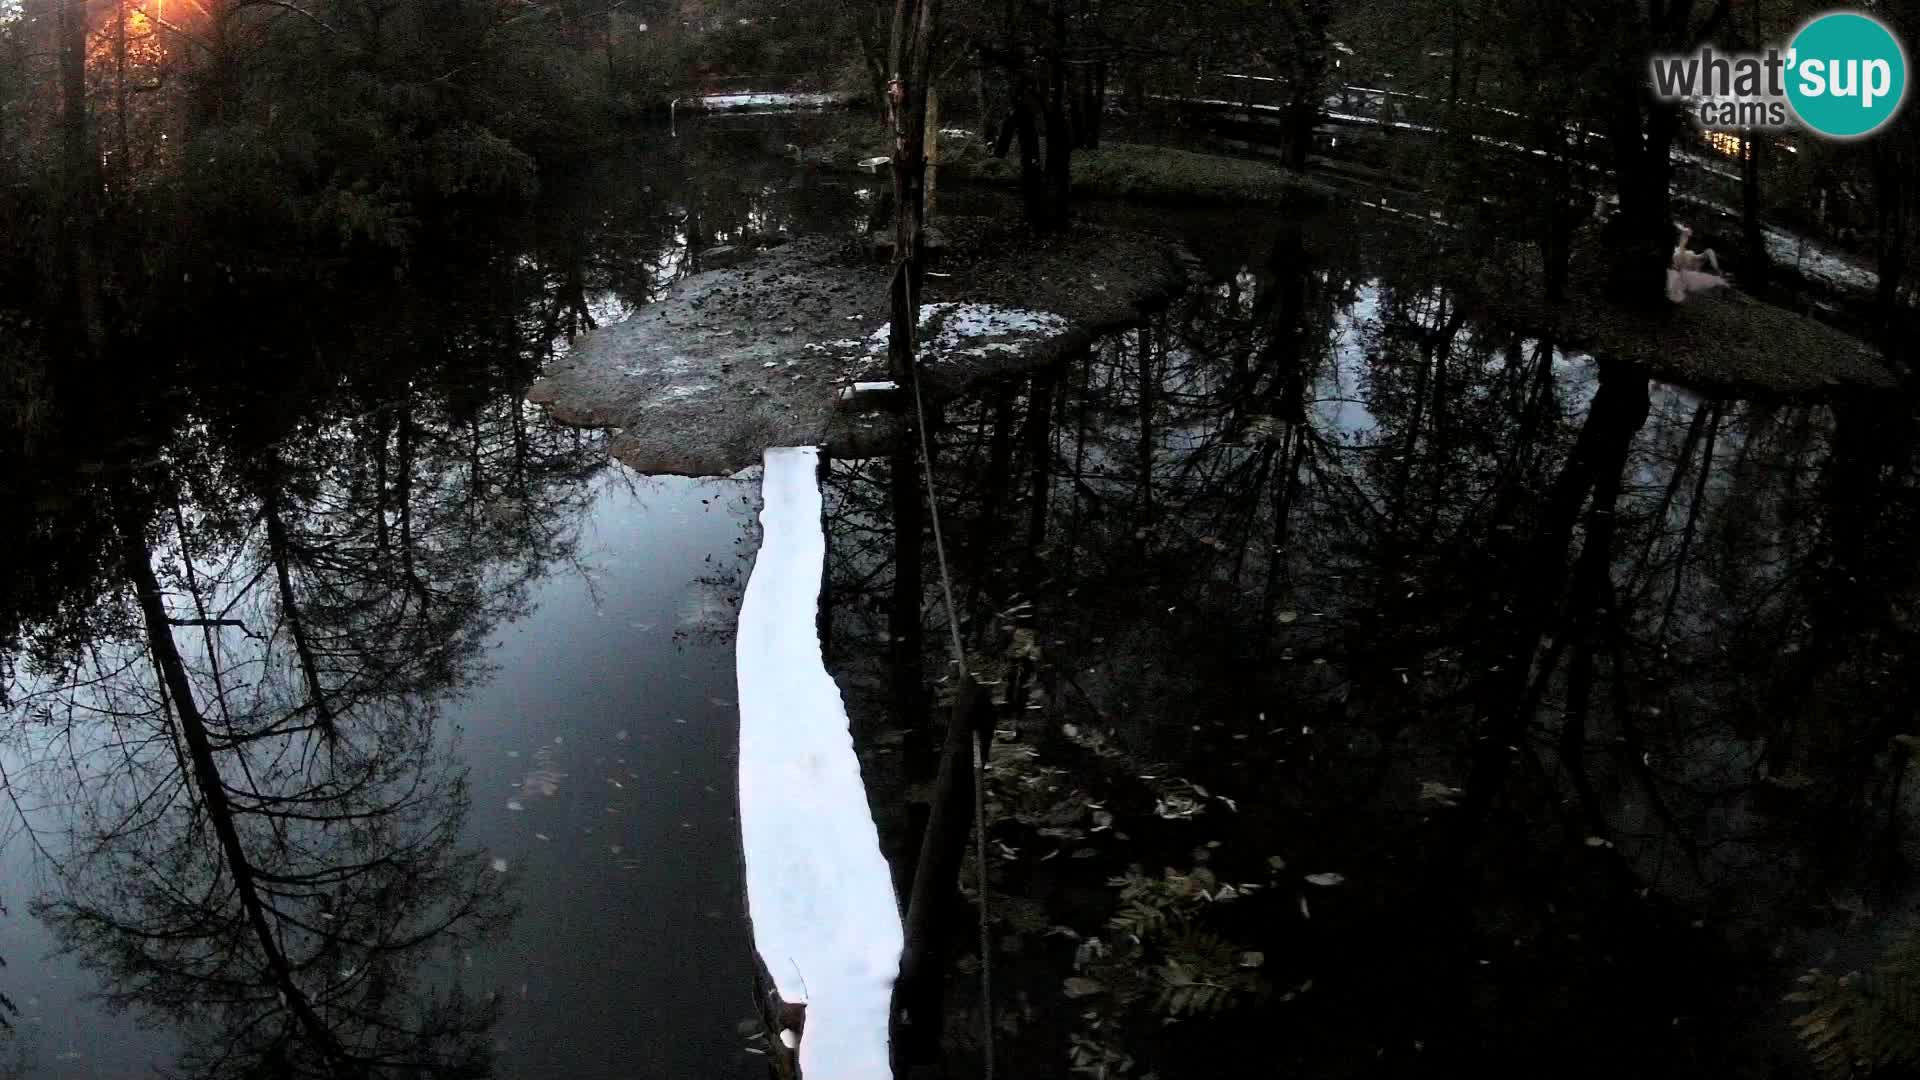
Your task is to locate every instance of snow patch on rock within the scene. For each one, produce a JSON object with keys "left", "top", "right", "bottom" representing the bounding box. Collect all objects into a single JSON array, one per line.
[{"left": 864, "top": 301, "right": 1070, "bottom": 363}]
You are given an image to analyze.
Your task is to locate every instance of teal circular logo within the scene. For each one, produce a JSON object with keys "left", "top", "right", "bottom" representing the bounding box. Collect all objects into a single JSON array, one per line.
[{"left": 1786, "top": 11, "right": 1907, "bottom": 138}]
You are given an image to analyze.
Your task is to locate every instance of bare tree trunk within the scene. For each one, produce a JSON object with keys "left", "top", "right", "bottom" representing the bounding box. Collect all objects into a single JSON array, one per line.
[
  {"left": 1872, "top": 133, "right": 1911, "bottom": 368},
  {"left": 886, "top": 0, "right": 940, "bottom": 387},
  {"left": 1012, "top": 67, "right": 1046, "bottom": 225},
  {"left": 1085, "top": 59, "right": 1106, "bottom": 149},
  {"left": 57, "top": 0, "right": 106, "bottom": 357},
  {"left": 1605, "top": 86, "right": 1681, "bottom": 311},
  {"left": 1606, "top": 0, "right": 1731, "bottom": 310},
  {"left": 1741, "top": 133, "right": 1769, "bottom": 287},
  {"left": 1281, "top": 0, "right": 1329, "bottom": 171},
  {"left": 857, "top": 16, "right": 892, "bottom": 126},
  {"left": 883, "top": 0, "right": 940, "bottom": 735},
  {"left": 1042, "top": 0, "right": 1071, "bottom": 227},
  {"left": 925, "top": 87, "right": 941, "bottom": 222},
  {"left": 1135, "top": 328, "right": 1156, "bottom": 529},
  {"left": 114, "top": 0, "right": 130, "bottom": 195}
]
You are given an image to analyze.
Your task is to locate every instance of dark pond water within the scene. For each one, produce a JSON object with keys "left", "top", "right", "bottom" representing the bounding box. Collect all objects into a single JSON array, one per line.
[{"left": 4, "top": 115, "right": 1918, "bottom": 1080}]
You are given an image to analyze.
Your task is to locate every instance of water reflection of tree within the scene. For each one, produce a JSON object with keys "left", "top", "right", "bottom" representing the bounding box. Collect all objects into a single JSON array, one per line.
[
  {"left": 3, "top": 365, "right": 607, "bottom": 1078},
  {"left": 842, "top": 207, "right": 1920, "bottom": 1078}
]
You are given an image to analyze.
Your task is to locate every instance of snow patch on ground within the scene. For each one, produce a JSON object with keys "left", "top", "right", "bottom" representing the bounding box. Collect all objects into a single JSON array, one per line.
[
  {"left": 737, "top": 447, "right": 902, "bottom": 1080},
  {"left": 1764, "top": 230, "right": 1879, "bottom": 293},
  {"left": 864, "top": 301, "right": 1070, "bottom": 363}
]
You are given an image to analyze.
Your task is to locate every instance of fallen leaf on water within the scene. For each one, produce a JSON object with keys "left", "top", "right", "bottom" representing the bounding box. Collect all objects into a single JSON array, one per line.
[
  {"left": 506, "top": 799, "right": 524, "bottom": 812},
  {"left": 1237, "top": 951, "right": 1265, "bottom": 969},
  {"left": 534, "top": 833, "right": 550, "bottom": 841},
  {"left": 1305, "top": 872, "right": 1345, "bottom": 886},
  {"left": 1277, "top": 611, "right": 1298, "bottom": 623}
]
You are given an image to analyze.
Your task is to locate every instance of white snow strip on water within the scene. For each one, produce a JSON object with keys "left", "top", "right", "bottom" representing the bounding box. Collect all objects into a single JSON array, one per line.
[
  {"left": 864, "top": 301, "right": 1069, "bottom": 361},
  {"left": 737, "top": 447, "right": 902, "bottom": 1080},
  {"left": 701, "top": 92, "right": 837, "bottom": 111}
]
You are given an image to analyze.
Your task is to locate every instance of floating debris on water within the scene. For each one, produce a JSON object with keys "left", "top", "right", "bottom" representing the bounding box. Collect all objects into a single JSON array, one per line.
[{"left": 518, "top": 744, "right": 567, "bottom": 797}]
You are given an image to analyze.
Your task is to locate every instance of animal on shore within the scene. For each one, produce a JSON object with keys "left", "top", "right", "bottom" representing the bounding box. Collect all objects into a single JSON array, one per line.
[
  {"left": 1672, "top": 224, "right": 1722, "bottom": 275},
  {"left": 1667, "top": 223, "right": 1728, "bottom": 303}
]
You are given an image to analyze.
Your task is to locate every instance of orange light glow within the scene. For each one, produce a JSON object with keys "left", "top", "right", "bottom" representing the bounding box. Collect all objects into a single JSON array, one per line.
[{"left": 1703, "top": 130, "right": 1744, "bottom": 157}]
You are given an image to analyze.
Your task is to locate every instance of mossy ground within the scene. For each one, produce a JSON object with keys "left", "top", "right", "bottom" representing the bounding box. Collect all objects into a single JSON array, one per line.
[
  {"left": 805, "top": 112, "right": 1892, "bottom": 398},
  {"left": 1459, "top": 250, "right": 1898, "bottom": 396}
]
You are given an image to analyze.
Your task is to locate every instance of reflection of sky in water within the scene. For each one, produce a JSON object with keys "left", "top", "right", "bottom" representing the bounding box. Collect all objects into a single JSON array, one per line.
[
  {"left": 456, "top": 470, "right": 760, "bottom": 1078},
  {"left": 1314, "top": 285, "right": 1380, "bottom": 438},
  {"left": 1, "top": 744, "right": 178, "bottom": 1078}
]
